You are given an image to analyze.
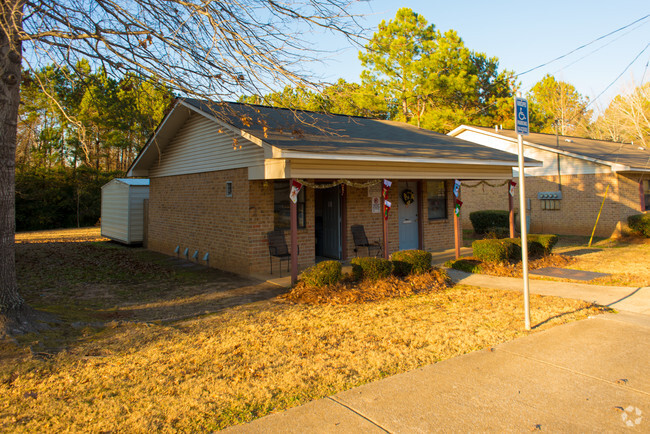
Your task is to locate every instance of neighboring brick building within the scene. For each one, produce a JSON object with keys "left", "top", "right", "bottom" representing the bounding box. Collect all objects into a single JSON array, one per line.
[
  {"left": 128, "top": 100, "right": 538, "bottom": 277},
  {"left": 448, "top": 126, "right": 650, "bottom": 238}
]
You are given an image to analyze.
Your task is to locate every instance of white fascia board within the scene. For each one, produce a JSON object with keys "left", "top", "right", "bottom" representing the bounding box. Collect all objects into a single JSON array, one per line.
[
  {"left": 450, "top": 125, "right": 623, "bottom": 171},
  {"left": 277, "top": 150, "right": 542, "bottom": 167}
]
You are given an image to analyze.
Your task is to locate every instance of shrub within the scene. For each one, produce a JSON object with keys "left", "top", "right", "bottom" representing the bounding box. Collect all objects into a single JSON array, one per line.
[
  {"left": 300, "top": 260, "right": 342, "bottom": 287},
  {"left": 628, "top": 214, "right": 650, "bottom": 237},
  {"left": 528, "top": 234, "right": 559, "bottom": 255},
  {"left": 351, "top": 257, "right": 393, "bottom": 281},
  {"left": 469, "top": 210, "right": 510, "bottom": 234},
  {"left": 445, "top": 259, "right": 483, "bottom": 273},
  {"left": 391, "top": 250, "right": 432, "bottom": 276},
  {"left": 509, "top": 234, "right": 559, "bottom": 258},
  {"left": 472, "top": 238, "right": 520, "bottom": 263}
]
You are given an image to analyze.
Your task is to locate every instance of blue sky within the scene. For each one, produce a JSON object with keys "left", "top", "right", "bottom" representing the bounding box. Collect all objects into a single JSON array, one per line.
[{"left": 313, "top": 0, "right": 649, "bottom": 112}]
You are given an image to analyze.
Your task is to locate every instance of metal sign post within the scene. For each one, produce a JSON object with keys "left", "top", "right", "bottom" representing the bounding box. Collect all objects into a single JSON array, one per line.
[{"left": 515, "top": 96, "right": 531, "bottom": 331}]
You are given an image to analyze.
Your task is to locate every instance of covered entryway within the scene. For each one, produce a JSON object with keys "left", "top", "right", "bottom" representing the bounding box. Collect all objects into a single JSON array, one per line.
[
  {"left": 315, "top": 186, "right": 341, "bottom": 259},
  {"left": 398, "top": 182, "right": 419, "bottom": 250}
]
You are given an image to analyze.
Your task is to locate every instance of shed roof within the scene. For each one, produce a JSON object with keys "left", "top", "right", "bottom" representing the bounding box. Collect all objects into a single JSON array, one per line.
[
  {"left": 451, "top": 126, "right": 650, "bottom": 172},
  {"left": 106, "top": 178, "right": 150, "bottom": 187}
]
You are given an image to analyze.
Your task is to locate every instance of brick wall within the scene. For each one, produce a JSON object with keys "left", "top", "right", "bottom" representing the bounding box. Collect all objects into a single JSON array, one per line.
[
  {"left": 148, "top": 174, "right": 466, "bottom": 276},
  {"left": 344, "top": 180, "right": 456, "bottom": 258},
  {"left": 460, "top": 173, "right": 643, "bottom": 238},
  {"left": 248, "top": 180, "right": 315, "bottom": 275},
  {"left": 421, "top": 180, "right": 457, "bottom": 252},
  {"left": 148, "top": 169, "right": 251, "bottom": 274}
]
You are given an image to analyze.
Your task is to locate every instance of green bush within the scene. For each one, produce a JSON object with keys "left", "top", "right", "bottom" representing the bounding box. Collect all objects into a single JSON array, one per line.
[
  {"left": 445, "top": 259, "right": 483, "bottom": 273},
  {"left": 628, "top": 214, "right": 650, "bottom": 237},
  {"left": 391, "top": 250, "right": 432, "bottom": 276},
  {"left": 528, "top": 234, "right": 559, "bottom": 255},
  {"left": 300, "top": 260, "right": 342, "bottom": 287},
  {"left": 351, "top": 257, "right": 393, "bottom": 281},
  {"left": 509, "top": 234, "right": 559, "bottom": 258},
  {"left": 472, "top": 238, "right": 521, "bottom": 263},
  {"left": 469, "top": 210, "right": 510, "bottom": 234}
]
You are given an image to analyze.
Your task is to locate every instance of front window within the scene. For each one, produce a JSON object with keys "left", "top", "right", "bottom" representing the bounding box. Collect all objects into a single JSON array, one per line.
[
  {"left": 274, "top": 181, "right": 306, "bottom": 230},
  {"left": 644, "top": 180, "right": 650, "bottom": 211},
  {"left": 427, "top": 180, "right": 447, "bottom": 220}
]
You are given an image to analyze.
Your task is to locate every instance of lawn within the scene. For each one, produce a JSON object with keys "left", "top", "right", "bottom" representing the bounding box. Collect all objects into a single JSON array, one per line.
[
  {"left": 462, "top": 230, "right": 650, "bottom": 287},
  {"left": 1, "top": 228, "right": 606, "bottom": 432}
]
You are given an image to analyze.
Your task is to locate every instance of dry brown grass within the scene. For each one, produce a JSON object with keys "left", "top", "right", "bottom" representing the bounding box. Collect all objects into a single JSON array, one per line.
[
  {"left": 556, "top": 235, "right": 650, "bottom": 286},
  {"left": 1, "top": 288, "right": 604, "bottom": 432},
  {"left": 0, "top": 227, "right": 608, "bottom": 432},
  {"left": 15, "top": 227, "right": 108, "bottom": 244}
]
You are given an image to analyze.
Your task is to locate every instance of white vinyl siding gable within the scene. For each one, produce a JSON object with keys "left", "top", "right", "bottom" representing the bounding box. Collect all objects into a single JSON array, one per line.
[{"left": 148, "top": 113, "right": 264, "bottom": 178}]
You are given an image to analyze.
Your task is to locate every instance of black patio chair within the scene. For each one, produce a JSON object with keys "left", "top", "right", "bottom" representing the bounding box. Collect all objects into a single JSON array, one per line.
[
  {"left": 267, "top": 230, "right": 298, "bottom": 274},
  {"left": 351, "top": 225, "right": 382, "bottom": 257}
]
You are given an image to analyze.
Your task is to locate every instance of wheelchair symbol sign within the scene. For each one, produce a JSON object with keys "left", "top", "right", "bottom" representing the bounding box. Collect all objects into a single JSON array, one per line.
[{"left": 515, "top": 97, "right": 529, "bottom": 135}]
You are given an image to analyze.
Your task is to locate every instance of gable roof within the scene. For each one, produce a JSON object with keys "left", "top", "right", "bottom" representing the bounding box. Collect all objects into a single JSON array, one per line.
[
  {"left": 128, "top": 99, "right": 541, "bottom": 178},
  {"left": 449, "top": 125, "right": 650, "bottom": 173},
  {"left": 183, "top": 99, "right": 537, "bottom": 163}
]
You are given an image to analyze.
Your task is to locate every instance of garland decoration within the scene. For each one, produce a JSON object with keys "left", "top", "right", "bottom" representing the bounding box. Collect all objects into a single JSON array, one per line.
[
  {"left": 296, "top": 179, "right": 382, "bottom": 189},
  {"left": 460, "top": 180, "right": 510, "bottom": 188}
]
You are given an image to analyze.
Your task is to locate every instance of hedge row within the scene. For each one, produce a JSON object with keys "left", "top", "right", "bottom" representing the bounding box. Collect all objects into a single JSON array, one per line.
[
  {"left": 471, "top": 234, "right": 559, "bottom": 263},
  {"left": 300, "top": 249, "right": 434, "bottom": 286}
]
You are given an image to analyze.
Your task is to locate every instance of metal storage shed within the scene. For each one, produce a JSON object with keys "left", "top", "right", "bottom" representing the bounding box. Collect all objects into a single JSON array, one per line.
[{"left": 101, "top": 178, "right": 150, "bottom": 244}]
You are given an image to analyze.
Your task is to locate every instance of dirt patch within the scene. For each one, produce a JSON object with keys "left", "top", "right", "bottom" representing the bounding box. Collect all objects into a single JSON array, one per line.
[
  {"left": 282, "top": 269, "right": 452, "bottom": 304},
  {"left": 450, "top": 254, "right": 575, "bottom": 278}
]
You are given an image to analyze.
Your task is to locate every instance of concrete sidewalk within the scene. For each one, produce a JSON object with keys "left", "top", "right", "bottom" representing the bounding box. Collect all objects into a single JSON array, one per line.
[
  {"left": 225, "top": 272, "right": 650, "bottom": 433},
  {"left": 447, "top": 269, "right": 650, "bottom": 315},
  {"left": 225, "top": 312, "right": 650, "bottom": 433}
]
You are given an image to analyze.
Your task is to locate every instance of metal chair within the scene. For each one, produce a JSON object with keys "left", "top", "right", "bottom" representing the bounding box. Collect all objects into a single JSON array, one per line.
[
  {"left": 267, "top": 230, "right": 296, "bottom": 274},
  {"left": 351, "top": 225, "right": 382, "bottom": 257}
]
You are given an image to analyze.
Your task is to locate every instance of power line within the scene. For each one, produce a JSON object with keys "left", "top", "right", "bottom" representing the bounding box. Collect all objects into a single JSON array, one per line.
[
  {"left": 551, "top": 20, "right": 649, "bottom": 76},
  {"left": 585, "top": 42, "right": 650, "bottom": 110},
  {"left": 517, "top": 14, "right": 650, "bottom": 77}
]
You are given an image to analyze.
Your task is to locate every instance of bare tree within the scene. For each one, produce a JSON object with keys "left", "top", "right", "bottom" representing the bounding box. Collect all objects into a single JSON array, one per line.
[
  {"left": 1, "top": 0, "right": 363, "bottom": 335},
  {"left": 590, "top": 83, "right": 650, "bottom": 147}
]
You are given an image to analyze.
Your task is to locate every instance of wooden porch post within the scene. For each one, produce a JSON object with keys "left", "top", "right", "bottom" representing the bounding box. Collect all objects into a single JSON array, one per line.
[
  {"left": 417, "top": 180, "right": 424, "bottom": 250},
  {"left": 382, "top": 196, "right": 388, "bottom": 259},
  {"left": 454, "top": 190, "right": 461, "bottom": 260},
  {"left": 290, "top": 180, "right": 298, "bottom": 285},
  {"left": 341, "top": 185, "right": 348, "bottom": 260},
  {"left": 509, "top": 181, "right": 515, "bottom": 238}
]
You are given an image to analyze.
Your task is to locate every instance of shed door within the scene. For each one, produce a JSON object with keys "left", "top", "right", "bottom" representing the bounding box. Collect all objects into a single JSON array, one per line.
[{"left": 398, "top": 184, "right": 419, "bottom": 250}]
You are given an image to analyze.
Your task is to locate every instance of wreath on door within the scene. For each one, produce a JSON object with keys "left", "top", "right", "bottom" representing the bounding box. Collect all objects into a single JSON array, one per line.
[{"left": 401, "top": 189, "right": 414, "bottom": 206}]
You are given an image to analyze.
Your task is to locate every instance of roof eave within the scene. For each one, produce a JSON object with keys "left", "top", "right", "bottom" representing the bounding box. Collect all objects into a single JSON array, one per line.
[{"left": 278, "top": 150, "right": 542, "bottom": 167}]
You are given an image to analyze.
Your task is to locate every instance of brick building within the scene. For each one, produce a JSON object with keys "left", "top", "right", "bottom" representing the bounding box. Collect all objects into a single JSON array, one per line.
[
  {"left": 128, "top": 100, "right": 538, "bottom": 277},
  {"left": 448, "top": 126, "right": 650, "bottom": 238}
]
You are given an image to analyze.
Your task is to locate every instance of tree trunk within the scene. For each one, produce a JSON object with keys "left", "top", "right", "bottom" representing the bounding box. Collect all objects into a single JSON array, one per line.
[{"left": 0, "top": 0, "right": 25, "bottom": 315}]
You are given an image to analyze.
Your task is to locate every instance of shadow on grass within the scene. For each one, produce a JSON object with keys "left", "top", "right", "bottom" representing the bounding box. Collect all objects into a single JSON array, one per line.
[
  {"left": 11, "top": 240, "right": 289, "bottom": 355},
  {"left": 533, "top": 304, "right": 613, "bottom": 329}
]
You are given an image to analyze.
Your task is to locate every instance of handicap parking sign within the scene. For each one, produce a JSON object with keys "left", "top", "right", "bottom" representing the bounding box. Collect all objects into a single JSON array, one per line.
[{"left": 515, "top": 97, "right": 529, "bottom": 136}]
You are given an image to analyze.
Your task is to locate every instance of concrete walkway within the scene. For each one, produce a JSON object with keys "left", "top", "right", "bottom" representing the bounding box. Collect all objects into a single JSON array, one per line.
[
  {"left": 225, "top": 271, "right": 650, "bottom": 433},
  {"left": 447, "top": 269, "right": 650, "bottom": 315}
]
